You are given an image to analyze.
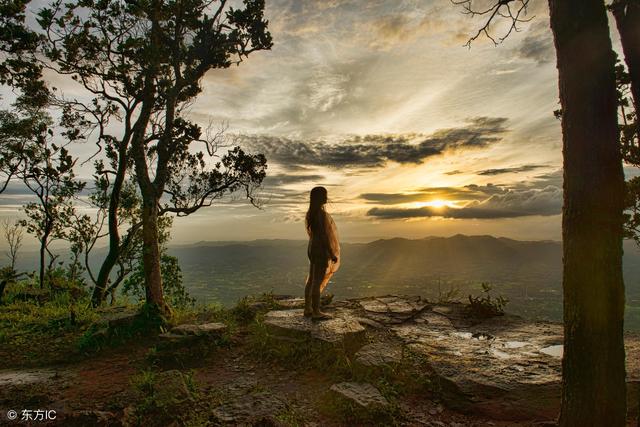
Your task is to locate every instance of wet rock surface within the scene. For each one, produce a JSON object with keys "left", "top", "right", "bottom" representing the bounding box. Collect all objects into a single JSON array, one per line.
[{"left": 329, "top": 382, "right": 389, "bottom": 408}]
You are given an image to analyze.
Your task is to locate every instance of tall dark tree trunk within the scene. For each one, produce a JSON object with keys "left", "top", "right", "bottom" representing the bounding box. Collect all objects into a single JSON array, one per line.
[
  {"left": 38, "top": 231, "right": 47, "bottom": 289},
  {"left": 611, "top": 4, "right": 640, "bottom": 424},
  {"left": 549, "top": 0, "right": 627, "bottom": 425},
  {"left": 91, "top": 146, "right": 128, "bottom": 307},
  {"left": 140, "top": 194, "right": 165, "bottom": 309}
]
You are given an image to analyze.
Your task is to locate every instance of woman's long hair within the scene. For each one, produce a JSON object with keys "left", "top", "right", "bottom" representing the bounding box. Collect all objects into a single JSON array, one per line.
[{"left": 306, "top": 186, "right": 328, "bottom": 235}]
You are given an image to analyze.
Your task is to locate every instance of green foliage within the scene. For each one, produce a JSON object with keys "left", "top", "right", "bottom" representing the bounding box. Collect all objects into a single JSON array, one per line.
[
  {"left": 123, "top": 254, "right": 195, "bottom": 309},
  {"left": 437, "top": 285, "right": 462, "bottom": 304},
  {"left": 231, "top": 291, "right": 279, "bottom": 323},
  {"left": 0, "top": 279, "right": 98, "bottom": 366},
  {"left": 468, "top": 282, "right": 508, "bottom": 318},
  {"left": 78, "top": 303, "right": 169, "bottom": 353},
  {"left": 128, "top": 369, "right": 197, "bottom": 426}
]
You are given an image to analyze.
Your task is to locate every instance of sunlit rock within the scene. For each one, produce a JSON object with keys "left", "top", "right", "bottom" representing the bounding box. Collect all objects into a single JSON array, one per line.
[
  {"left": 329, "top": 382, "right": 389, "bottom": 408},
  {"left": 358, "top": 295, "right": 428, "bottom": 324},
  {"left": 354, "top": 342, "right": 403, "bottom": 368},
  {"left": 389, "top": 303, "right": 640, "bottom": 421},
  {"left": 263, "top": 309, "right": 365, "bottom": 352}
]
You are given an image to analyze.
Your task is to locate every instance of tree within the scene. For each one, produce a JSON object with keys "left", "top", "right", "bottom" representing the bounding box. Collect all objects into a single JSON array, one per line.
[
  {"left": 36, "top": 0, "right": 272, "bottom": 311},
  {"left": 0, "top": 219, "right": 25, "bottom": 303},
  {"left": 0, "top": 0, "right": 49, "bottom": 193},
  {"left": 2, "top": 219, "right": 23, "bottom": 271},
  {"left": 453, "top": 0, "right": 627, "bottom": 424},
  {"left": 14, "top": 111, "right": 85, "bottom": 289},
  {"left": 610, "top": 0, "right": 640, "bottom": 144},
  {"left": 122, "top": 220, "right": 194, "bottom": 309}
]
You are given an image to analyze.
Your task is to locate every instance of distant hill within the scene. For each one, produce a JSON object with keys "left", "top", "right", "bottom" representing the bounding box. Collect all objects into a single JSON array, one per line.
[
  {"left": 9, "top": 234, "right": 640, "bottom": 329},
  {"left": 168, "top": 234, "right": 640, "bottom": 329}
]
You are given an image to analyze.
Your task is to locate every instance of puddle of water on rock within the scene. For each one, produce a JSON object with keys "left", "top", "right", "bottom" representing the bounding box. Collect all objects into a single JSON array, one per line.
[{"left": 539, "top": 345, "right": 563, "bottom": 358}]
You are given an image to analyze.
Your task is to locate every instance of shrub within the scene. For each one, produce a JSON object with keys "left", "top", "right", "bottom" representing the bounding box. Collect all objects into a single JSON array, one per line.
[{"left": 467, "top": 283, "right": 508, "bottom": 318}]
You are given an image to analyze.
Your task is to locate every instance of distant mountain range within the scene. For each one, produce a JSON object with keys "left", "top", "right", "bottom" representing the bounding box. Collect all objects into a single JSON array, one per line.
[
  {"left": 9, "top": 234, "right": 640, "bottom": 329},
  {"left": 168, "top": 234, "right": 640, "bottom": 329}
]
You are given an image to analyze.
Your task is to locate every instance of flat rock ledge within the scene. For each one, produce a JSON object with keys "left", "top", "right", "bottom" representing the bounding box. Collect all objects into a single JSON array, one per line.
[
  {"left": 329, "top": 382, "right": 389, "bottom": 408},
  {"left": 263, "top": 309, "right": 365, "bottom": 352},
  {"left": 159, "top": 322, "right": 227, "bottom": 344},
  {"left": 357, "top": 295, "right": 428, "bottom": 325},
  {"left": 266, "top": 294, "right": 640, "bottom": 422}
]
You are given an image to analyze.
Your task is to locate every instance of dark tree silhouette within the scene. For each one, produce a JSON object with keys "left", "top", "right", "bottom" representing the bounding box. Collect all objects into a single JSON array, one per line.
[
  {"left": 453, "top": 0, "right": 627, "bottom": 425},
  {"left": 36, "top": 0, "right": 271, "bottom": 311},
  {"left": 13, "top": 114, "right": 85, "bottom": 289},
  {"left": 2, "top": 219, "right": 23, "bottom": 271}
]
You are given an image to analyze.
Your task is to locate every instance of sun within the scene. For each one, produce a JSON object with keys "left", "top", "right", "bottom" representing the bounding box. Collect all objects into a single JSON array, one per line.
[
  {"left": 428, "top": 200, "right": 449, "bottom": 209},
  {"left": 411, "top": 200, "right": 452, "bottom": 209}
]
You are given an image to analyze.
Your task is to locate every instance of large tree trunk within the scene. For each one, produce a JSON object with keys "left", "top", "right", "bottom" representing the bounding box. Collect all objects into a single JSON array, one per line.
[
  {"left": 140, "top": 194, "right": 165, "bottom": 309},
  {"left": 91, "top": 148, "right": 128, "bottom": 307},
  {"left": 549, "top": 0, "right": 627, "bottom": 425}
]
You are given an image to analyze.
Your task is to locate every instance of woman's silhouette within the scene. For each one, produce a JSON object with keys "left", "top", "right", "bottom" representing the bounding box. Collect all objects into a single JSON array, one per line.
[{"left": 304, "top": 186, "right": 340, "bottom": 320}]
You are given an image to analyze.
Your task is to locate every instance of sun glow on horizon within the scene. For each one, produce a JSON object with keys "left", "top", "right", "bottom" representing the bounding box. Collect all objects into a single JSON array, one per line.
[{"left": 411, "top": 200, "right": 456, "bottom": 209}]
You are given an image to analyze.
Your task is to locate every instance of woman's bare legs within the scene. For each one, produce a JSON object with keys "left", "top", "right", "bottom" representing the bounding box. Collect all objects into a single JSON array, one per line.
[
  {"left": 304, "top": 264, "right": 313, "bottom": 317},
  {"left": 311, "top": 260, "right": 330, "bottom": 319},
  {"left": 304, "top": 259, "right": 330, "bottom": 319}
]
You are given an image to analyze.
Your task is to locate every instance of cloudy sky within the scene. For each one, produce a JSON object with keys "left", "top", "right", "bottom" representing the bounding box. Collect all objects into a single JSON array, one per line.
[{"left": 0, "top": 0, "right": 630, "bottom": 245}]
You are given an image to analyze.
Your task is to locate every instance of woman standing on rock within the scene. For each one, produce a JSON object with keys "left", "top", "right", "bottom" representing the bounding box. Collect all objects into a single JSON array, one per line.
[{"left": 304, "top": 186, "right": 340, "bottom": 320}]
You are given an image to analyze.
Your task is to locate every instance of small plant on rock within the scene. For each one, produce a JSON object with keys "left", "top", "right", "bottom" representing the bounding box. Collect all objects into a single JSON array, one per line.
[{"left": 467, "top": 283, "right": 508, "bottom": 318}]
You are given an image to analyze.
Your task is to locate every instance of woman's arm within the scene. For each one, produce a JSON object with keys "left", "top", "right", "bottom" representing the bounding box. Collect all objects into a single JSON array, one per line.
[{"left": 324, "top": 212, "right": 340, "bottom": 262}]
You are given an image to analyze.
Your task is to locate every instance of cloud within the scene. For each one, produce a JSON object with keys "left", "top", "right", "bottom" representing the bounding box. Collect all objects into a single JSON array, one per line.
[
  {"left": 307, "top": 69, "right": 350, "bottom": 113},
  {"left": 360, "top": 184, "right": 505, "bottom": 205},
  {"left": 239, "top": 117, "right": 508, "bottom": 169},
  {"left": 516, "top": 22, "right": 554, "bottom": 65},
  {"left": 263, "top": 173, "right": 325, "bottom": 186},
  {"left": 365, "top": 181, "right": 562, "bottom": 219},
  {"left": 477, "top": 164, "right": 546, "bottom": 176}
]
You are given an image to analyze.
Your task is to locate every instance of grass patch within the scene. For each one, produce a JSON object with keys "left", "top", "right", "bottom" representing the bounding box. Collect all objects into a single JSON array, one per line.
[
  {"left": 0, "top": 282, "right": 98, "bottom": 367},
  {"left": 77, "top": 303, "right": 168, "bottom": 353}
]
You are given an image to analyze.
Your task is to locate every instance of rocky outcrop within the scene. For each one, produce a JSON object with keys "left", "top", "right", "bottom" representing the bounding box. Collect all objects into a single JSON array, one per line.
[
  {"left": 158, "top": 322, "right": 227, "bottom": 346},
  {"left": 262, "top": 309, "right": 366, "bottom": 353},
  {"left": 354, "top": 342, "right": 403, "bottom": 369},
  {"left": 264, "top": 294, "right": 640, "bottom": 422},
  {"left": 357, "top": 295, "right": 428, "bottom": 325}
]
